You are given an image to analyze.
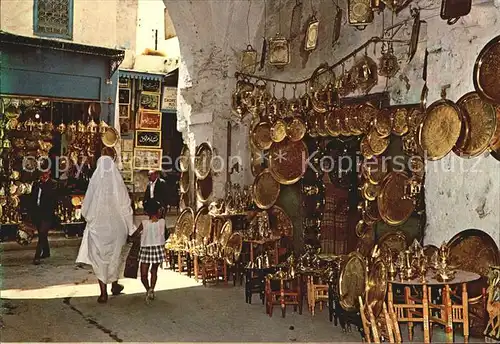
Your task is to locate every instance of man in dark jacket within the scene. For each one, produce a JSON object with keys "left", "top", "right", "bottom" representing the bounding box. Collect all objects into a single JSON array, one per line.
[
  {"left": 143, "top": 170, "right": 168, "bottom": 217},
  {"left": 30, "top": 169, "right": 57, "bottom": 265}
]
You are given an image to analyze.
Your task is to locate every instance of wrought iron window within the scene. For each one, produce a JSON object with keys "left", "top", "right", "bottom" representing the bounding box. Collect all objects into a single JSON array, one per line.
[{"left": 34, "top": 0, "right": 73, "bottom": 39}]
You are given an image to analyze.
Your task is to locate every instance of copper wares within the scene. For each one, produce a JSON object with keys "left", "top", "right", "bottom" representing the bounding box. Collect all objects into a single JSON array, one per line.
[
  {"left": 473, "top": 35, "right": 500, "bottom": 104},
  {"left": 268, "top": 33, "right": 290, "bottom": 67},
  {"left": 378, "top": 230, "right": 408, "bottom": 262},
  {"left": 490, "top": 105, "right": 500, "bottom": 161},
  {"left": 251, "top": 121, "right": 273, "bottom": 151},
  {"left": 268, "top": 205, "right": 293, "bottom": 237},
  {"left": 392, "top": 108, "right": 409, "bottom": 136},
  {"left": 175, "top": 207, "right": 195, "bottom": 242},
  {"left": 268, "top": 139, "right": 308, "bottom": 185},
  {"left": 348, "top": 0, "right": 374, "bottom": 29},
  {"left": 364, "top": 257, "right": 388, "bottom": 318},
  {"left": 194, "top": 142, "right": 213, "bottom": 180},
  {"left": 377, "top": 172, "right": 415, "bottom": 226},
  {"left": 339, "top": 251, "right": 366, "bottom": 312},
  {"left": 179, "top": 145, "right": 190, "bottom": 172},
  {"left": 225, "top": 232, "right": 243, "bottom": 265},
  {"left": 353, "top": 55, "right": 378, "bottom": 93},
  {"left": 286, "top": 117, "right": 307, "bottom": 141},
  {"left": 252, "top": 169, "right": 280, "bottom": 210},
  {"left": 367, "top": 127, "right": 389, "bottom": 155},
  {"left": 102, "top": 127, "right": 119, "bottom": 147},
  {"left": 194, "top": 206, "right": 211, "bottom": 246},
  {"left": 270, "top": 117, "right": 287, "bottom": 143},
  {"left": 196, "top": 173, "right": 213, "bottom": 203},
  {"left": 240, "top": 45, "right": 258, "bottom": 74}
]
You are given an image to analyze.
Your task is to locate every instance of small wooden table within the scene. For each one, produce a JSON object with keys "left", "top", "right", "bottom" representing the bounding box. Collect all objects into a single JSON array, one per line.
[{"left": 388, "top": 270, "right": 480, "bottom": 343}]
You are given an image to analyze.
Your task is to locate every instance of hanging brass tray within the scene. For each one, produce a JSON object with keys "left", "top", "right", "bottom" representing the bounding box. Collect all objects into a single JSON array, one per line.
[
  {"left": 268, "top": 139, "right": 308, "bottom": 185},
  {"left": 378, "top": 172, "right": 415, "bottom": 226},
  {"left": 490, "top": 105, "right": 500, "bottom": 161},
  {"left": 101, "top": 146, "right": 117, "bottom": 162},
  {"left": 268, "top": 205, "right": 293, "bottom": 237},
  {"left": 378, "top": 229, "right": 408, "bottom": 262},
  {"left": 357, "top": 103, "right": 378, "bottom": 134},
  {"left": 365, "top": 199, "right": 380, "bottom": 222},
  {"left": 473, "top": 35, "right": 500, "bottom": 104},
  {"left": 250, "top": 150, "right": 265, "bottom": 177},
  {"left": 175, "top": 207, "right": 195, "bottom": 240},
  {"left": 196, "top": 173, "right": 213, "bottom": 203},
  {"left": 179, "top": 171, "right": 189, "bottom": 193},
  {"left": 360, "top": 136, "right": 375, "bottom": 159},
  {"left": 179, "top": 145, "right": 190, "bottom": 172},
  {"left": 286, "top": 117, "right": 307, "bottom": 142},
  {"left": 251, "top": 121, "right": 273, "bottom": 151},
  {"left": 225, "top": 232, "right": 243, "bottom": 265},
  {"left": 365, "top": 257, "right": 388, "bottom": 319},
  {"left": 392, "top": 108, "right": 409, "bottom": 136},
  {"left": 325, "top": 110, "right": 342, "bottom": 137},
  {"left": 102, "top": 127, "right": 119, "bottom": 147},
  {"left": 194, "top": 142, "right": 213, "bottom": 180},
  {"left": 218, "top": 219, "right": 233, "bottom": 247},
  {"left": 454, "top": 91, "right": 497, "bottom": 158},
  {"left": 194, "top": 206, "right": 211, "bottom": 245},
  {"left": 361, "top": 182, "right": 380, "bottom": 201},
  {"left": 362, "top": 156, "right": 387, "bottom": 185},
  {"left": 448, "top": 228, "right": 500, "bottom": 277},
  {"left": 419, "top": 99, "right": 463, "bottom": 160},
  {"left": 252, "top": 169, "right": 280, "bottom": 210},
  {"left": 367, "top": 127, "right": 389, "bottom": 155},
  {"left": 271, "top": 118, "right": 287, "bottom": 143},
  {"left": 356, "top": 226, "right": 375, "bottom": 257},
  {"left": 339, "top": 251, "right": 366, "bottom": 312}
]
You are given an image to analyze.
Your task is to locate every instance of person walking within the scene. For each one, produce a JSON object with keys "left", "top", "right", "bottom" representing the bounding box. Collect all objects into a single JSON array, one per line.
[
  {"left": 143, "top": 170, "right": 167, "bottom": 217},
  {"left": 76, "top": 155, "right": 135, "bottom": 303},
  {"left": 30, "top": 166, "right": 57, "bottom": 265},
  {"left": 132, "top": 200, "right": 167, "bottom": 303}
]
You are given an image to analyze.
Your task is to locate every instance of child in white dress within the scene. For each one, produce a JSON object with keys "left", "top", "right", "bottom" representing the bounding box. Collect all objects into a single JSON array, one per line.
[{"left": 135, "top": 201, "right": 167, "bottom": 302}]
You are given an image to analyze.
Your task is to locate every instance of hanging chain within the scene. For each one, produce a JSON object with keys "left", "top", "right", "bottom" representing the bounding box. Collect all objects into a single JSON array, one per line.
[
  {"left": 246, "top": 0, "right": 251, "bottom": 45},
  {"left": 278, "top": 0, "right": 282, "bottom": 34},
  {"left": 264, "top": 0, "right": 267, "bottom": 38}
]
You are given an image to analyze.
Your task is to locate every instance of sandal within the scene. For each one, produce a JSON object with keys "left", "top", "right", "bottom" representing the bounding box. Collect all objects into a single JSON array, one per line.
[
  {"left": 111, "top": 283, "right": 124, "bottom": 296},
  {"left": 97, "top": 295, "right": 108, "bottom": 303}
]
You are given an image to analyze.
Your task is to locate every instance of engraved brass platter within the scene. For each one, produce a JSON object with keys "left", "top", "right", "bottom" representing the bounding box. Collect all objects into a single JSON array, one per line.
[
  {"left": 194, "top": 142, "right": 213, "bottom": 180},
  {"left": 196, "top": 173, "right": 213, "bottom": 203},
  {"left": 358, "top": 103, "right": 378, "bottom": 134},
  {"left": 362, "top": 156, "right": 387, "bottom": 185},
  {"left": 251, "top": 150, "right": 265, "bottom": 177},
  {"left": 448, "top": 228, "right": 500, "bottom": 277},
  {"left": 251, "top": 122, "right": 273, "bottom": 150},
  {"left": 179, "top": 171, "right": 189, "bottom": 193},
  {"left": 225, "top": 232, "right": 243, "bottom": 265},
  {"left": 367, "top": 127, "right": 389, "bottom": 155},
  {"left": 268, "top": 205, "right": 293, "bottom": 237},
  {"left": 365, "top": 257, "right": 388, "bottom": 318},
  {"left": 454, "top": 91, "right": 497, "bottom": 158},
  {"left": 179, "top": 145, "right": 190, "bottom": 172},
  {"left": 252, "top": 169, "right": 280, "bottom": 209},
  {"left": 419, "top": 99, "right": 462, "bottom": 160},
  {"left": 392, "top": 108, "right": 409, "bottom": 136},
  {"left": 194, "top": 206, "right": 211, "bottom": 245},
  {"left": 286, "top": 117, "right": 307, "bottom": 141},
  {"left": 325, "top": 110, "right": 342, "bottom": 137},
  {"left": 378, "top": 172, "right": 415, "bottom": 226},
  {"left": 339, "top": 251, "right": 366, "bottom": 312},
  {"left": 268, "top": 139, "right": 308, "bottom": 185},
  {"left": 356, "top": 226, "right": 375, "bottom": 257},
  {"left": 473, "top": 35, "right": 500, "bottom": 104},
  {"left": 360, "top": 136, "right": 375, "bottom": 159},
  {"left": 175, "top": 207, "right": 195, "bottom": 240},
  {"left": 271, "top": 119, "right": 287, "bottom": 143},
  {"left": 378, "top": 230, "right": 408, "bottom": 262},
  {"left": 218, "top": 220, "right": 233, "bottom": 247},
  {"left": 102, "top": 127, "right": 119, "bottom": 147},
  {"left": 361, "top": 182, "right": 380, "bottom": 201}
]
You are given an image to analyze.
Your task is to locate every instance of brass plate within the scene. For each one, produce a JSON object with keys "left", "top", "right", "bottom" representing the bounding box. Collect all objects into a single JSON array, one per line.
[
  {"left": 378, "top": 172, "right": 415, "bottom": 226},
  {"left": 196, "top": 173, "right": 213, "bottom": 203},
  {"left": 362, "top": 182, "right": 380, "bottom": 201},
  {"left": 286, "top": 117, "right": 307, "bottom": 141},
  {"left": 218, "top": 220, "right": 233, "bottom": 247},
  {"left": 194, "top": 206, "right": 211, "bottom": 245},
  {"left": 473, "top": 35, "right": 500, "bottom": 104},
  {"left": 175, "top": 207, "right": 195, "bottom": 239},
  {"left": 358, "top": 103, "right": 378, "bottom": 134},
  {"left": 490, "top": 105, "right": 500, "bottom": 161},
  {"left": 251, "top": 122, "right": 273, "bottom": 151},
  {"left": 316, "top": 113, "right": 330, "bottom": 137},
  {"left": 365, "top": 258, "right": 388, "bottom": 318},
  {"left": 268, "top": 205, "right": 293, "bottom": 237},
  {"left": 250, "top": 150, "right": 265, "bottom": 177},
  {"left": 356, "top": 219, "right": 369, "bottom": 237},
  {"left": 271, "top": 119, "right": 287, "bottom": 143},
  {"left": 225, "top": 232, "right": 243, "bottom": 265},
  {"left": 357, "top": 226, "right": 375, "bottom": 257},
  {"left": 455, "top": 91, "right": 497, "bottom": 158},
  {"left": 448, "top": 228, "right": 500, "bottom": 277},
  {"left": 269, "top": 139, "right": 308, "bottom": 185},
  {"left": 362, "top": 156, "right": 387, "bottom": 185},
  {"left": 365, "top": 200, "right": 380, "bottom": 222},
  {"left": 101, "top": 146, "right": 117, "bottom": 161},
  {"left": 392, "top": 108, "right": 409, "bottom": 136},
  {"left": 325, "top": 110, "right": 341, "bottom": 137},
  {"left": 102, "top": 127, "right": 119, "bottom": 147},
  {"left": 378, "top": 230, "right": 408, "bottom": 262},
  {"left": 194, "top": 142, "right": 213, "bottom": 180},
  {"left": 367, "top": 127, "right": 389, "bottom": 155},
  {"left": 419, "top": 99, "right": 463, "bottom": 160},
  {"left": 252, "top": 169, "right": 280, "bottom": 209},
  {"left": 360, "top": 136, "right": 375, "bottom": 159},
  {"left": 339, "top": 251, "right": 366, "bottom": 312},
  {"left": 179, "top": 145, "right": 190, "bottom": 172},
  {"left": 180, "top": 171, "right": 190, "bottom": 193}
]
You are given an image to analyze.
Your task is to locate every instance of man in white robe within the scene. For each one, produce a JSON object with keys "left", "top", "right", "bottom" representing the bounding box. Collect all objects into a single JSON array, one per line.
[{"left": 76, "top": 156, "right": 135, "bottom": 303}]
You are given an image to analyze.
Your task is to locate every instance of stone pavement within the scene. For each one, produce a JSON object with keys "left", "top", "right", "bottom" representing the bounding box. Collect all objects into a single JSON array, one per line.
[{"left": 0, "top": 246, "right": 362, "bottom": 342}]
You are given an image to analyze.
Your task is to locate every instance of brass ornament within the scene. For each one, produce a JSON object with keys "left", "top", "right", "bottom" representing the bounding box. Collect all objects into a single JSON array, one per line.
[
  {"left": 377, "top": 172, "right": 415, "bottom": 226},
  {"left": 196, "top": 173, "right": 213, "bottom": 203},
  {"left": 252, "top": 169, "right": 280, "bottom": 210},
  {"left": 348, "top": 0, "right": 374, "bottom": 28},
  {"left": 353, "top": 55, "right": 378, "bottom": 93},
  {"left": 455, "top": 91, "right": 497, "bottom": 158},
  {"left": 218, "top": 220, "right": 233, "bottom": 247},
  {"left": 268, "top": 205, "right": 293, "bottom": 237},
  {"left": 367, "top": 127, "right": 389, "bottom": 155},
  {"left": 339, "top": 251, "right": 366, "bottom": 312},
  {"left": 268, "top": 139, "right": 308, "bottom": 185},
  {"left": 240, "top": 45, "right": 258, "bottom": 74},
  {"left": 392, "top": 108, "right": 409, "bottom": 136},
  {"left": 316, "top": 113, "right": 330, "bottom": 137},
  {"left": 179, "top": 145, "right": 190, "bottom": 172},
  {"left": 271, "top": 118, "right": 287, "bottom": 143},
  {"left": 360, "top": 136, "right": 375, "bottom": 159},
  {"left": 374, "top": 108, "right": 393, "bottom": 138},
  {"left": 356, "top": 219, "right": 368, "bottom": 237},
  {"left": 268, "top": 33, "right": 290, "bottom": 66},
  {"left": 304, "top": 16, "right": 319, "bottom": 51},
  {"left": 364, "top": 257, "right": 388, "bottom": 318},
  {"left": 180, "top": 172, "right": 189, "bottom": 194},
  {"left": 194, "top": 206, "right": 211, "bottom": 245},
  {"left": 102, "top": 127, "right": 119, "bottom": 147},
  {"left": 286, "top": 117, "right": 307, "bottom": 141},
  {"left": 357, "top": 103, "right": 378, "bottom": 134},
  {"left": 194, "top": 142, "right": 213, "bottom": 180},
  {"left": 473, "top": 35, "right": 500, "bottom": 104},
  {"left": 409, "top": 155, "right": 425, "bottom": 179},
  {"left": 225, "top": 232, "right": 243, "bottom": 265},
  {"left": 419, "top": 99, "right": 463, "bottom": 160},
  {"left": 251, "top": 121, "right": 273, "bottom": 151},
  {"left": 325, "top": 110, "right": 342, "bottom": 137}
]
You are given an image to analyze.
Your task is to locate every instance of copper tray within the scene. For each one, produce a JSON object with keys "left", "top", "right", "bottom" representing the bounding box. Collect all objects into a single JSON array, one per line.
[
  {"left": 175, "top": 207, "right": 195, "bottom": 240},
  {"left": 448, "top": 228, "right": 500, "bottom": 277},
  {"left": 251, "top": 121, "right": 273, "bottom": 151},
  {"left": 378, "top": 230, "right": 408, "bottom": 262},
  {"left": 179, "top": 171, "right": 189, "bottom": 193},
  {"left": 473, "top": 35, "right": 500, "bottom": 104},
  {"left": 252, "top": 169, "right": 280, "bottom": 209},
  {"left": 218, "top": 220, "right": 233, "bottom": 247},
  {"left": 268, "top": 139, "right": 308, "bottom": 185},
  {"left": 271, "top": 119, "right": 287, "bottom": 143},
  {"left": 196, "top": 173, "right": 213, "bottom": 203},
  {"left": 419, "top": 99, "right": 462, "bottom": 160},
  {"left": 454, "top": 91, "right": 497, "bottom": 158},
  {"left": 365, "top": 257, "right": 388, "bottom": 318},
  {"left": 194, "top": 142, "right": 213, "bottom": 180},
  {"left": 179, "top": 145, "right": 190, "bottom": 172},
  {"left": 339, "top": 251, "right": 366, "bottom": 312},
  {"left": 268, "top": 205, "right": 293, "bottom": 237},
  {"left": 194, "top": 206, "right": 211, "bottom": 245},
  {"left": 286, "top": 117, "right": 307, "bottom": 142},
  {"left": 378, "top": 172, "right": 415, "bottom": 226}
]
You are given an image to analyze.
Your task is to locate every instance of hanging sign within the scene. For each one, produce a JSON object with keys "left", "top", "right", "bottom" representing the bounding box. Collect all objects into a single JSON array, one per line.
[
  {"left": 161, "top": 87, "right": 177, "bottom": 111},
  {"left": 135, "top": 130, "right": 162, "bottom": 148}
]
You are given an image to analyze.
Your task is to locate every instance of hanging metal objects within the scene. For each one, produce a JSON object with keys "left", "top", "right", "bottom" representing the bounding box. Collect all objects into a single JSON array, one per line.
[
  {"left": 240, "top": 45, "right": 258, "bottom": 74},
  {"left": 347, "top": 0, "right": 373, "bottom": 30},
  {"left": 304, "top": 16, "right": 319, "bottom": 51},
  {"left": 268, "top": 33, "right": 290, "bottom": 67}
]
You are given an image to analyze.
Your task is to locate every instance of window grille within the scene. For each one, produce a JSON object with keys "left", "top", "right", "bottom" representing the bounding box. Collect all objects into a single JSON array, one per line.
[{"left": 34, "top": 0, "right": 73, "bottom": 39}]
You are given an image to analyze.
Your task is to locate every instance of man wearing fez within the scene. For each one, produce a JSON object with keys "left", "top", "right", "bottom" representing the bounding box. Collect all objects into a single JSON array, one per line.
[
  {"left": 143, "top": 170, "right": 168, "bottom": 217},
  {"left": 30, "top": 162, "right": 57, "bottom": 265}
]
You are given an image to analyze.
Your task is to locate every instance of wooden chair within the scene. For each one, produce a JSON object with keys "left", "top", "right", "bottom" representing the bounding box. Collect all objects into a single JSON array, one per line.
[
  {"left": 359, "top": 296, "right": 401, "bottom": 343},
  {"left": 307, "top": 275, "right": 329, "bottom": 315},
  {"left": 265, "top": 275, "right": 303, "bottom": 318}
]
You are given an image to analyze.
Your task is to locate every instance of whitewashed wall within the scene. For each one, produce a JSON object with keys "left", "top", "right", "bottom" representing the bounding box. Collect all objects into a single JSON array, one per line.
[{"left": 166, "top": 0, "right": 500, "bottom": 245}]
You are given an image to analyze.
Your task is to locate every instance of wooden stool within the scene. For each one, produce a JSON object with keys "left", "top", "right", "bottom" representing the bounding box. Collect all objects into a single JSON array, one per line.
[{"left": 265, "top": 275, "right": 302, "bottom": 318}]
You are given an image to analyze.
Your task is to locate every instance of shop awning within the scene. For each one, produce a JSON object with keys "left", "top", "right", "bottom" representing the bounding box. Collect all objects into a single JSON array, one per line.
[{"left": 119, "top": 69, "right": 167, "bottom": 82}]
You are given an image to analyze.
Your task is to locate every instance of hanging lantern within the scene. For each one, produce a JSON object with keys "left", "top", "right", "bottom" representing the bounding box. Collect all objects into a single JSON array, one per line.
[
  {"left": 268, "top": 33, "right": 290, "bottom": 67},
  {"left": 304, "top": 16, "right": 319, "bottom": 51},
  {"left": 68, "top": 122, "right": 77, "bottom": 132},
  {"left": 87, "top": 119, "right": 98, "bottom": 133},
  {"left": 240, "top": 45, "right": 258, "bottom": 74},
  {"left": 99, "top": 120, "right": 108, "bottom": 134},
  {"left": 77, "top": 120, "right": 86, "bottom": 133}
]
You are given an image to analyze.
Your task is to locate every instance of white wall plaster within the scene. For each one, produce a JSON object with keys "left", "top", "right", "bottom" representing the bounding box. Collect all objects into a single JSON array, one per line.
[{"left": 165, "top": 0, "right": 499, "bottom": 245}]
